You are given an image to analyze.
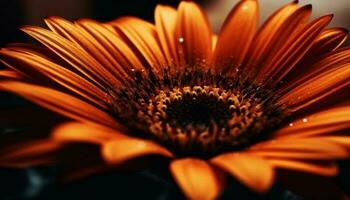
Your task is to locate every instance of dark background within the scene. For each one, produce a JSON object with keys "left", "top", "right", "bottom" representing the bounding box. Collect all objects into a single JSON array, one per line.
[{"left": 0, "top": 0, "right": 349, "bottom": 199}]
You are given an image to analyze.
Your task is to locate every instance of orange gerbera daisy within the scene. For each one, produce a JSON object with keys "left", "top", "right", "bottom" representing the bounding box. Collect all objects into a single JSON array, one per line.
[{"left": 0, "top": 0, "right": 350, "bottom": 199}]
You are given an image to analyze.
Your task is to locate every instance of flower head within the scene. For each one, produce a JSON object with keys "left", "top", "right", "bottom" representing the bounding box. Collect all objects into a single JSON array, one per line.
[{"left": 0, "top": 0, "right": 350, "bottom": 199}]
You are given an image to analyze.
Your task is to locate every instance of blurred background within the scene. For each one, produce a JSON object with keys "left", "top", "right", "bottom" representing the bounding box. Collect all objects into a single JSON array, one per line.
[{"left": 0, "top": 0, "right": 350, "bottom": 199}]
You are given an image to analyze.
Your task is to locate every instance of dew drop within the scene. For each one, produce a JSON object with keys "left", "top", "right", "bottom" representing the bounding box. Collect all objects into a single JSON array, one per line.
[
  {"left": 179, "top": 37, "right": 184, "bottom": 43},
  {"left": 289, "top": 123, "right": 294, "bottom": 127},
  {"left": 302, "top": 118, "right": 308, "bottom": 123},
  {"left": 131, "top": 68, "right": 135, "bottom": 72}
]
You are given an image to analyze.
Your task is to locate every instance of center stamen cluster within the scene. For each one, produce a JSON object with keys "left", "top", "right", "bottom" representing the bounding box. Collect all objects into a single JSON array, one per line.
[{"left": 137, "top": 86, "right": 263, "bottom": 156}]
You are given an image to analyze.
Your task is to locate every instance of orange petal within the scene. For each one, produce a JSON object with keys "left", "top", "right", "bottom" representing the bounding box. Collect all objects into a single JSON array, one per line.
[
  {"left": 304, "top": 27, "right": 348, "bottom": 59},
  {"left": 52, "top": 122, "right": 127, "bottom": 144},
  {"left": 211, "top": 153, "right": 274, "bottom": 193},
  {"left": 242, "top": 0, "right": 299, "bottom": 80},
  {"left": 5, "top": 43, "right": 64, "bottom": 63},
  {"left": 273, "top": 105, "right": 350, "bottom": 138},
  {"left": 322, "top": 136, "right": 350, "bottom": 147},
  {"left": 102, "top": 138, "right": 173, "bottom": 165},
  {"left": 0, "top": 48, "right": 110, "bottom": 108},
  {"left": 256, "top": 14, "right": 333, "bottom": 85},
  {"left": 249, "top": 4, "right": 312, "bottom": 83},
  {"left": 107, "top": 17, "right": 166, "bottom": 73},
  {"left": 0, "top": 81, "right": 120, "bottom": 128},
  {"left": 21, "top": 26, "right": 115, "bottom": 89},
  {"left": 78, "top": 19, "right": 146, "bottom": 73},
  {"left": 212, "top": 35, "right": 218, "bottom": 51},
  {"left": 44, "top": 17, "right": 130, "bottom": 82},
  {"left": 175, "top": 1, "right": 212, "bottom": 68},
  {"left": 278, "top": 62, "right": 350, "bottom": 111},
  {"left": 0, "top": 69, "right": 23, "bottom": 80},
  {"left": 213, "top": 0, "right": 259, "bottom": 73},
  {"left": 250, "top": 138, "right": 348, "bottom": 157},
  {"left": 170, "top": 158, "right": 225, "bottom": 200},
  {"left": 154, "top": 5, "right": 179, "bottom": 67},
  {"left": 283, "top": 28, "right": 349, "bottom": 83},
  {"left": 266, "top": 159, "right": 338, "bottom": 176},
  {"left": 250, "top": 150, "right": 349, "bottom": 160},
  {"left": 0, "top": 140, "right": 62, "bottom": 168},
  {"left": 277, "top": 47, "right": 350, "bottom": 97}
]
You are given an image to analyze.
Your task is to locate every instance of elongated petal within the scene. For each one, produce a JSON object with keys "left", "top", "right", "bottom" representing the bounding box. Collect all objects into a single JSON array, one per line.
[
  {"left": 0, "top": 48, "right": 110, "bottom": 108},
  {"left": 251, "top": 150, "right": 348, "bottom": 160},
  {"left": 0, "top": 69, "right": 23, "bottom": 80},
  {"left": 250, "top": 138, "right": 348, "bottom": 158},
  {"left": 306, "top": 27, "right": 348, "bottom": 59},
  {"left": 242, "top": 0, "right": 299, "bottom": 80},
  {"left": 256, "top": 15, "right": 333, "bottom": 85},
  {"left": 248, "top": 3, "right": 312, "bottom": 82},
  {"left": 102, "top": 139, "right": 173, "bottom": 165},
  {"left": 278, "top": 63, "right": 350, "bottom": 111},
  {"left": 211, "top": 153, "right": 274, "bottom": 193},
  {"left": 175, "top": 1, "right": 212, "bottom": 68},
  {"left": 284, "top": 28, "right": 349, "bottom": 83},
  {"left": 155, "top": 5, "right": 179, "bottom": 67},
  {"left": 170, "top": 158, "right": 225, "bottom": 200},
  {"left": 45, "top": 17, "right": 131, "bottom": 82},
  {"left": 0, "top": 140, "right": 62, "bottom": 168},
  {"left": 52, "top": 122, "right": 127, "bottom": 144},
  {"left": 108, "top": 17, "right": 166, "bottom": 73},
  {"left": 0, "top": 81, "right": 120, "bottom": 128},
  {"left": 21, "top": 26, "right": 116, "bottom": 89},
  {"left": 267, "top": 159, "right": 338, "bottom": 176},
  {"left": 273, "top": 105, "right": 350, "bottom": 138},
  {"left": 213, "top": 0, "right": 259, "bottom": 73},
  {"left": 277, "top": 47, "right": 350, "bottom": 96}
]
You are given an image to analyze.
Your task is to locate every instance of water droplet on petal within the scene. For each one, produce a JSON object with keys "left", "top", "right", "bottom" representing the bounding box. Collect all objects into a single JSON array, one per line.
[
  {"left": 289, "top": 123, "right": 294, "bottom": 127},
  {"left": 302, "top": 118, "right": 308, "bottom": 123},
  {"left": 131, "top": 68, "right": 135, "bottom": 72},
  {"left": 179, "top": 37, "right": 184, "bottom": 43}
]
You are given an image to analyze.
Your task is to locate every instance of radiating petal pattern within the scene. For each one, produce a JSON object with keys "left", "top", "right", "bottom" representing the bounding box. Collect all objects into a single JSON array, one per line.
[
  {"left": 0, "top": 1, "right": 349, "bottom": 199},
  {"left": 108, "top": 17, "right": 166, "bottom": 73},
  {"left": 0, "top": 81, "right": 120, "bottom": 128},
  {"left": 278, "top": 63, "right": 350, "bottom": 111},
  {"left": 255, "top": 15, "right": 333, "bottom": 85}
]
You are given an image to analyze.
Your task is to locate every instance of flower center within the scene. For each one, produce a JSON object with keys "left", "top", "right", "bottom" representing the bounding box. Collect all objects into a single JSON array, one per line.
[
  {"left": 137, "top": 86, "right": 266, "bottom": 157},
  {"left": 108, "top": 69, "right": 285, "bottom": 158}
]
